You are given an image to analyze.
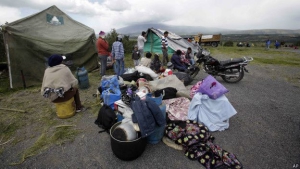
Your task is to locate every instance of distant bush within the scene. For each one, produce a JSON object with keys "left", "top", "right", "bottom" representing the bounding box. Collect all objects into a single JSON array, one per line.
[
  {"left": 223, "top": 41, "right": 234, "bottom": 47},
  {"left": 294, "top": 41, "right": 300, "bottom": 46},
  {"left": 105, "top": 29, "right": 136, "bottom": 54}
]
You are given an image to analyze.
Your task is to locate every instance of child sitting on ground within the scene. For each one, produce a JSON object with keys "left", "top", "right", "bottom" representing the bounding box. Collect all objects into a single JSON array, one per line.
[
  {"left": 140, "top": 52, "right": 152, "bottom": 68},
  {"left": 132, "top": 45, "right": 140, "bottom": 66}
]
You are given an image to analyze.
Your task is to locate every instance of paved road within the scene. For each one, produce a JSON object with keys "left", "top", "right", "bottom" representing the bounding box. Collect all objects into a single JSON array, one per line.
[{"left": 2, "top": 63, "right": 300, "bottom": 169}]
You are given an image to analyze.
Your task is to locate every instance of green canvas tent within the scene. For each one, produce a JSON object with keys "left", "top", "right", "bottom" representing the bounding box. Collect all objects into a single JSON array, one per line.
[
  {"left": 1, "top": 5, "right": 97, "bottom": 88},
  {"left": 144, "top": 28, "right": 199, "bottom": 55}
]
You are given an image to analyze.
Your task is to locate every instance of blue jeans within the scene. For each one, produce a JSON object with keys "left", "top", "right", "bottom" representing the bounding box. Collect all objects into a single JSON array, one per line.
[
  {"left": 190, "top": 58, "right": 195, "bottom": 65},
  {"left": 98, "top": 54, "right": 108, "bottom": 76},
  {"left": 133, "top": 59, "right": 140, "bottom": 66},
  {"left": 115, "top": 59, "right": 124, "bottom": 76}
]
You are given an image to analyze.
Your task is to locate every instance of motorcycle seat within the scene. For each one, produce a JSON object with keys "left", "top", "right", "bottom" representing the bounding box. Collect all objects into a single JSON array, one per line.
[{"left": 219, "top": 58, "right": 245, "bottom": 66}]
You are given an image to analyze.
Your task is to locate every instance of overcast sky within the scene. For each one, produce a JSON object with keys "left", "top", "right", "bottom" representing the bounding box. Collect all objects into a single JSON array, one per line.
[{"left": 0, "top": 0, "right": 299, "bottom": 33}]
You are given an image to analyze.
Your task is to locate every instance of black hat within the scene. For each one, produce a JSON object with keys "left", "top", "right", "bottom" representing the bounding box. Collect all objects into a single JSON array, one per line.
[{"left": 48, "top": 54, "right": 65, "bottom": 67}]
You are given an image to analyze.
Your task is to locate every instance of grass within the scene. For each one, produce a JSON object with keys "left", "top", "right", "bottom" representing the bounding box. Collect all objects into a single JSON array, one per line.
[
  {"left": 208, "top": 46, "right": 300, "bottom": 66},
  {"left": 0, "top": 84, "right": 82, "bottom": 165},
  {"left": 11, "top": 125, "right": 80, "bottom": 165}
]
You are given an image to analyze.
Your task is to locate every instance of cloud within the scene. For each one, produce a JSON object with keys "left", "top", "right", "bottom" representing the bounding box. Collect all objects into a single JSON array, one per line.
[
  {"left": 0, "top": 6, "right": 22, "bottom": 25},
  {"left": 103, "top": 0, "right": 130, "bottom": 11},
  {"left": 0, "top": 0, "right": 108, "bottom": 16},
  {"left": 0, "top": 0, "right": 299, "bottom": 32}
]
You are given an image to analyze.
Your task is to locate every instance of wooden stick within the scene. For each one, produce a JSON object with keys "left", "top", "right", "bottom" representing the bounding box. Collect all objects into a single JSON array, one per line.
[
  {"left": 55, "top": 125, "right": 76, "bottom": 128},
  {"left": 0, "top": 137, "right": 14, "bottom": 146},
  {"left": 0, "top": 108, "right": 26, "bottom": 113}
]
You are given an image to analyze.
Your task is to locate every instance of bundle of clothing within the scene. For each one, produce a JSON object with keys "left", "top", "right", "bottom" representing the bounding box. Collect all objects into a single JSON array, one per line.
[{"left": 164, "top": 120, "right": 243, "bottom": 169}]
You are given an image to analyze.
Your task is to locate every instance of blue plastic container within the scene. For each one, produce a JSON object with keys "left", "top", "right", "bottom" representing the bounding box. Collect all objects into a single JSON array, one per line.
[
  {"left": 145, "top": 93, "right": 166, "bottom": 144},
  {"left": 76, "top": 67, "right": 89, "bottom": 89}
]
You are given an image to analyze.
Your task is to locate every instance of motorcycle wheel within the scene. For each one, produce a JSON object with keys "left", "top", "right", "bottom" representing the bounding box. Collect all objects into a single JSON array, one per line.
[{"left": 221, "top": 68, "right": 244, "bottom": 83}]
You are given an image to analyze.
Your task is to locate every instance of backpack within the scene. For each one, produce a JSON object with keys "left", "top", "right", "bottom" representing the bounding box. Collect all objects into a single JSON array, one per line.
[
  {"left": 95, "top": 104, "right": 117, "bottom": 133},
  {"left": 154, "top": 87, "right": 177, "bottom": 100}
]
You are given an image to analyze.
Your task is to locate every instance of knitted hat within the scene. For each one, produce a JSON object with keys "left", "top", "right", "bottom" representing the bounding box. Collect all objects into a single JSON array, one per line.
[
  {"left": 99, "top": 31, "right": 105, "bottom": 36},
  {"left": 48, "top": 54, "right": 65, "bottom": 67}
]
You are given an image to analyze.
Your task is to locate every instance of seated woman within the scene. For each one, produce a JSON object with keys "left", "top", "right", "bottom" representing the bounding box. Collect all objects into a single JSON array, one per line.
[
  {"left": 171, "top": 50, "right": 187, "bottom": 72},
  {"left": 41, "top": 54, "right": 86, "bottom": 113},
  {"left": 150, "top": 53, "right": 165, "bottom": 73},
  {"left": 140, "top": 52, "right": 152, "bottom": 68}
]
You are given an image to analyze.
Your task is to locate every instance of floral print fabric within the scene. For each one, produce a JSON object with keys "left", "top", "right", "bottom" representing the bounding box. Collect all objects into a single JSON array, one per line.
[
  {"left": 190, "top": 80, "right": 202, "bottom": 98},
  {"left": 165, "top": 120, "right": 243, "bottom": 169},
  {"left": 162, "top": 97, "right": 190, "bottom": 121}
]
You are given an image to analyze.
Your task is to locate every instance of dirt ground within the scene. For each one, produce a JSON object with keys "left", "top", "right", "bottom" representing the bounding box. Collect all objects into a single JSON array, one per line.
[{"left": 0, "top": 50, "right": 300, "bottom": 169}]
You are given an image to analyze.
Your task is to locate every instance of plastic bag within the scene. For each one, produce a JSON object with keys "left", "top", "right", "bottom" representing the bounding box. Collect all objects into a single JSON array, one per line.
[{"left": 198, "top": 75, "right": 229, "bottom": 100}]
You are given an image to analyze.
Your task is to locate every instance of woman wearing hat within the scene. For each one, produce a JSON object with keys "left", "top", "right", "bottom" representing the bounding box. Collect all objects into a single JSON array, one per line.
[
  {"left": 97, "top": 31, "right": 110, "bottom": 76},
  {"left": 41, "top": 54, "right": 86, "bottom": 114}
]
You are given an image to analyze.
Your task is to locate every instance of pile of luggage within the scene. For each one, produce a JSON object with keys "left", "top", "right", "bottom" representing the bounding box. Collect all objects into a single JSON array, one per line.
[{"left": 94, "top": 67, "right": 243, "bottom": 168}]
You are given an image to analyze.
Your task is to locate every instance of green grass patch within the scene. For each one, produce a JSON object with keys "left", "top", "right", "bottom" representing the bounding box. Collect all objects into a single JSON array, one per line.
[
  {"left": 11, "top": 125, "right": 80, "bottom": 165},
  {"left": 253, "top": 57, "right": 300, "bottom": 66},
  {"left": 0, "top": 111, "right": 27, "bottom": 148},
  {"left": 0, "top": 122, "right": 19, "bottom": 137}
]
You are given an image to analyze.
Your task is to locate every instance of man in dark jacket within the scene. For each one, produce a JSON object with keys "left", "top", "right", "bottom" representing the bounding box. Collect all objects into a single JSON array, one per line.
[{"left": 171, "top": 50, "right": 187, "bottom": 72}]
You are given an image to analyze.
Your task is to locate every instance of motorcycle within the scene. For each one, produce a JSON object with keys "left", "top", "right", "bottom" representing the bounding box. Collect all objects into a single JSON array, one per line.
[{"left": 192, "top": 48, "right": 253, "bottom": 83}]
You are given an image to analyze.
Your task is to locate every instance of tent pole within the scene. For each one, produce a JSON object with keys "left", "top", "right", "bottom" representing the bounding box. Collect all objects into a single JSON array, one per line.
[
  {"left": 20, "top": 70, "right": 26, "bottom": 89},
  {"left": 2, "top": 32, "right": 13, "bottom": 88},
  {"left": 151, "top": 32, "right": 153, "bottom": 53}
]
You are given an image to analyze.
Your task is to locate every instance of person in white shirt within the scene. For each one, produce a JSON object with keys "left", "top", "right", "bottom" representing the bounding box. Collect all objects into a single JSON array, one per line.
[{"left": 137, "top": 31, "right": 147, "bottom": 58}]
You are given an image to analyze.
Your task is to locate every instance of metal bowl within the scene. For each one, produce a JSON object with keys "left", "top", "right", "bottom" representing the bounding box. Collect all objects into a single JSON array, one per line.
[{"left": 110, "top": 122, "right": 147, "bottom": 161}]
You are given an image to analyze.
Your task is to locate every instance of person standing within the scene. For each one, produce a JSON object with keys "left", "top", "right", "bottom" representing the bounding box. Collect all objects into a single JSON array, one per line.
[
  {"left": 161, "top": 31, "right": 169, "bottom": 66},
  {"left": 275, "top": 40, "right": 280, "bottom": 49},
  {"left": 97, "top": 31, "right": 110, "bottom": 76},
  {"left": 132, "top": 45, "right": 141, "bottom": 66},
  {"left": 266, "top": 39, "right": 271, "bottom": 49},
  {"left": 112, "top": 35, "right": 125, "bottom": 76},
  {"left": 137, "top": 31, "right": 147, "bottom": 58}
]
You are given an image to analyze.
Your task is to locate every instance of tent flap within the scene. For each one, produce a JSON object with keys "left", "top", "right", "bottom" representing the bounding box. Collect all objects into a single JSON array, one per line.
[{"left": 144, "top": 28, "right": 199, "bottom": 55}]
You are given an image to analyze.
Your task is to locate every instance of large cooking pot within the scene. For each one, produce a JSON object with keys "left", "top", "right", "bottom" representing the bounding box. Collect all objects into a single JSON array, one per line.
[
  {"left": 110, "top": 122, "right": 147, "bottom": 161},
  {"left": 113, "top": 122, "right": 137, "bottom": 141}
]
